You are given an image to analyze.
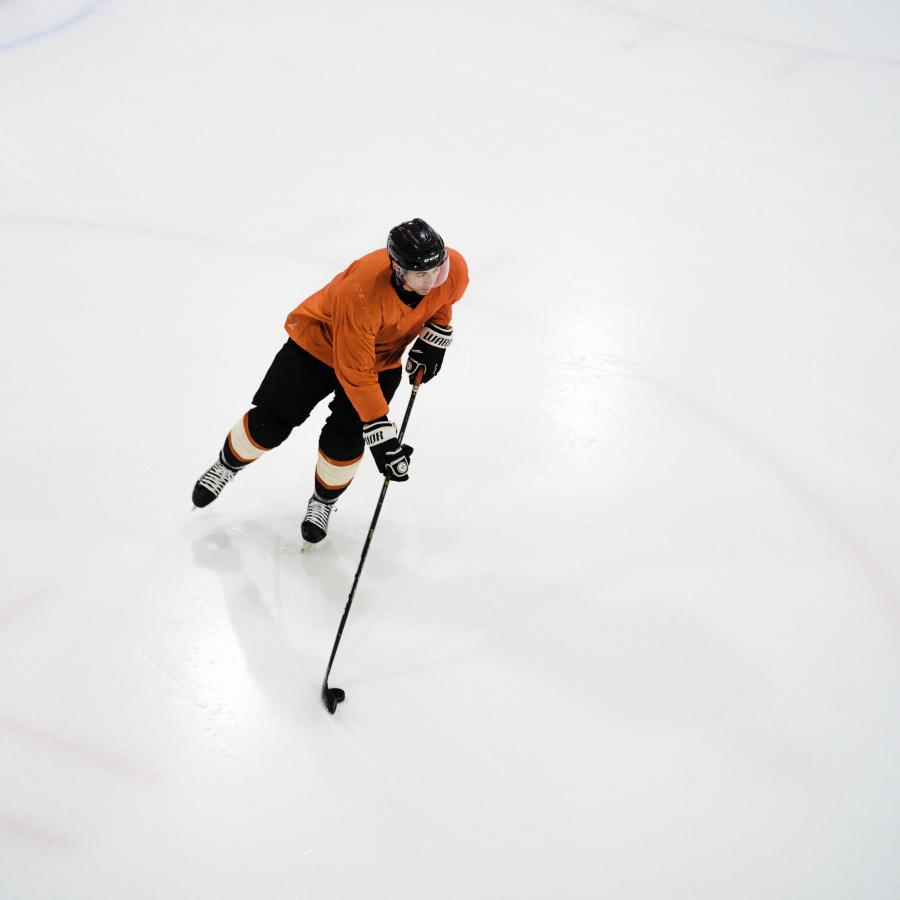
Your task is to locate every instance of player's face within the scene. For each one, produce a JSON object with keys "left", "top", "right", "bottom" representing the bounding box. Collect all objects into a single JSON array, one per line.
[
  {"left": 402, "top": 264, "right": 443, "bottom": 294},
  {"left": 396, "top": 255, "right": 450, "bottom": 295}
]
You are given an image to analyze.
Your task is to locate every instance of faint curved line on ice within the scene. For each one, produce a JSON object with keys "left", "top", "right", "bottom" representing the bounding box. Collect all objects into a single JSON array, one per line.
[
  {"left": 542, "top": 356, "right": 900, "bottom": 618},
  {"left": 222, "top": 37, "right": 895, "bottom": 171},
  {"left": 593, "top": 1, "right": 900, "bottom": 68},
  {"left": 0, "top": 213, "right": 300, "bottom": 258},
  {"left": 0, "top": 1, "right": 107, "bottom": 54},
  {"left": 0, "top": 814, "right": 74, "bottom": 851},
  {"left": 318, "top": 39, "right": 898, "bottom": 175},
  {"left": 648, "top": 374, "right": 900, "bottom": 617},
  {"left": 480, "top": 72, "right": 900, "bottom": 177},
  {"left": 714, "top": 374, "right": 900, "bottom": 503},
  {"left": 286, "top": 27, "right": 898, "bottom": 174}
]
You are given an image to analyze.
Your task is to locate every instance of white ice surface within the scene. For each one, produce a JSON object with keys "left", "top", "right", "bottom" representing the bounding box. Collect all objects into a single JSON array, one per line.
[{"left": 2, "top": 1, "right": 900, "bottom": 897}]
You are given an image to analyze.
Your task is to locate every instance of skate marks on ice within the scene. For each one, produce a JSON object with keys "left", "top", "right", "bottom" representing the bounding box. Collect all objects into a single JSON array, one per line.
[
  {"left": 0, "top": 712, "right": 155, "bottom": 783},
  {"left": 186, "top": 512, "right": 400, "bottom": 713},
  {"left": 0, "top": 708, "right": 157, "bottom": 854},
  {"left": 188, "top": 505, "right": 468, "bottom": 711},
  {"left": 182, "top": 496, "right": 406, "bottom": 718},
  {"left": 0, "top": 213, "right": 348, "bottom": 264},
  {"left": 346, "top": 567, "right": 562, "bottom": 693},
  {"left": 190, "top": 524, "right": 317, "bottom": 717}
]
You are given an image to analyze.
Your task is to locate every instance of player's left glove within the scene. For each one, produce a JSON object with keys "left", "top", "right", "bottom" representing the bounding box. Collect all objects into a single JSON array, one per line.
[{"left": 405, "top": 323, "right": 453, "bottom": 384}]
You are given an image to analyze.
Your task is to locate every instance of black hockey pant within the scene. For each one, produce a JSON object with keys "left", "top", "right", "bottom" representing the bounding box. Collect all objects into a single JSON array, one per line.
[{"left": 218, "top": 339, "right": 402, "bottom": 500}]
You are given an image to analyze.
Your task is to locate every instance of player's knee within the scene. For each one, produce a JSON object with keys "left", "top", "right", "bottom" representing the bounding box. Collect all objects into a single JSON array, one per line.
[
  {"left": 247, "top": 406, "right": 293, "bottom": 449},
  {"left": 319, "top": 425, "right": 364, "bottom": 461}
]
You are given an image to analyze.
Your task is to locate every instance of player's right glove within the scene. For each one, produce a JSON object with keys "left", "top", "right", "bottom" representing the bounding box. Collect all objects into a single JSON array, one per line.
[{"left": 363, "top": 416, "right": 414, "bottom": 482}]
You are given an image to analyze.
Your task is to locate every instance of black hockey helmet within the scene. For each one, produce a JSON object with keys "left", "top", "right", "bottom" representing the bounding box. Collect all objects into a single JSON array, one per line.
[{"left": 387, "top": 218, "right": 446, "bottom": 271}]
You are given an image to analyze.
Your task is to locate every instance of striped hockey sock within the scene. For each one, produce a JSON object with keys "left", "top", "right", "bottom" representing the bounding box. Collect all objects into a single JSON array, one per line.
[
  {"left": 221, "top": 412, "right": 272, "bottom": 470},
  {"left": 313, "top": 448, "right": 363, "bottom": 503}
]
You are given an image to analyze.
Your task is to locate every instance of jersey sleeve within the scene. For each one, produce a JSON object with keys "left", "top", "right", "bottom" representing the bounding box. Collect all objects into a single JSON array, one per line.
[
  {"left": 330, "top": 281, "right": 390, "bottom": 421},
  {"left": 428, "top": 305, "right": 453, "bottom": 328}
]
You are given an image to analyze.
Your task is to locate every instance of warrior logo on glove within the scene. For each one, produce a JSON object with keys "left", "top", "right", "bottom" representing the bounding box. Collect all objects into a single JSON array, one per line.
[
  {"left": 362, "top": 416, "right": 414, "bottom": 482},
  {"left": 406, "top": 322, "right": 453, "bottom": 384}
]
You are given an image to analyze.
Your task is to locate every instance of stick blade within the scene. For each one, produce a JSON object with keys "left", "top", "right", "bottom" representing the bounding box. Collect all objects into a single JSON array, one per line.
[{"left": 321, "top": 683, "right": 346, "bottom": 714}]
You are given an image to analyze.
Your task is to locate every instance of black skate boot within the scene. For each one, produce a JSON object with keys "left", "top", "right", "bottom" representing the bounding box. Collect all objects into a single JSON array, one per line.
[
  {"left": 192, "top": 457, "right": 239, "bottom": 508},
  {"left": 301, "top": 496, "right": 335, "bottom": 549}
]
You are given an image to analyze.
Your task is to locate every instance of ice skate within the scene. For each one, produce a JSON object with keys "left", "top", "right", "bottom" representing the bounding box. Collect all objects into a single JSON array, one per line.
[
  {"left": 301, "top": 496, "right": 335, "bottom": 551},
  {"left": 192, "top": 457, "right": 239, "bottom": 508}
]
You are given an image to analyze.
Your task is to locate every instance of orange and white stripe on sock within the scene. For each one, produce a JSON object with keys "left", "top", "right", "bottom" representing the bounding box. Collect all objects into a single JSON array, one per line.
[
  {"left": 315, "top": 450, "right": 362, "bottom": 491},
  {"left": 227, "top": 413, "right": 269, "bottom": 465}
]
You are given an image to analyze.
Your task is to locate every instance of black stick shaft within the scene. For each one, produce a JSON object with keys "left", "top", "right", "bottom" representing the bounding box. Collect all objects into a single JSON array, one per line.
[{"left": 321, "top": 377, "right": 422, "bottom": 693}]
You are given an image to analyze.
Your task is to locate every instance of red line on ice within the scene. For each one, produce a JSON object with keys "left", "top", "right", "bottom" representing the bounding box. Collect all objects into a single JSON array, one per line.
[
  {"left": 0, "top": 814, "right": 74, "bottom": 851},
  {"left": 0, "top": 714, "right": 157, "bottom": 782},
  {"left": 0, "top": 590, "right": 47, "bottom": 629},
  {"left": 648, "top": 375, "right": 900, "bottom": 620}
]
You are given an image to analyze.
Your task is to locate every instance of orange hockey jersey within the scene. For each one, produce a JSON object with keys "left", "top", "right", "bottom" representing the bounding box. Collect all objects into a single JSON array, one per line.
[{"left": 285, "top": 247, "right": 469, "bottom": 421}]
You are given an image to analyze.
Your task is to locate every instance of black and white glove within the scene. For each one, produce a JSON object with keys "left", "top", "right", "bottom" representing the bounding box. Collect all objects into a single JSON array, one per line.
[
  {"left": 405, "top": 322, "right": 453, "bottom": 384},
  {"left": 363, "top": 416, "right": 414, "bottom": 481}
]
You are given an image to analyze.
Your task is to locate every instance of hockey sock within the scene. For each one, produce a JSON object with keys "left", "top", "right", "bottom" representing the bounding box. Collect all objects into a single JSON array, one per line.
[
  {"left": 313, "top": 448, "right": 362, "bottom": 503},
  {"left": 221, "top": 412, "right": 274, "bottom": 470}
]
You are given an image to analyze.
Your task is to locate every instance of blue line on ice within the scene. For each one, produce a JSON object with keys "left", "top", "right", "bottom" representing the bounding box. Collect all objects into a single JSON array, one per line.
[{"left": 0, "top": 1, "right": 107, "bottom": 54}]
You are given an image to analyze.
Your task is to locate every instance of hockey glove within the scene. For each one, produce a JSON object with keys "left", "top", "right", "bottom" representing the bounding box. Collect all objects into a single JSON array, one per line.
[
  {"left": 363, "top": 416, "right": 414, "bottom": 481},
  {"left": 405, "top": 322, "right": 453, "bottom": 384}
]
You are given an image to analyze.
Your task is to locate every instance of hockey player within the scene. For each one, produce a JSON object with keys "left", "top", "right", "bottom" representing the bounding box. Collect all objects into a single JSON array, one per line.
[{"left": 191, "top": 218, "right": 469, "bottom": 547}]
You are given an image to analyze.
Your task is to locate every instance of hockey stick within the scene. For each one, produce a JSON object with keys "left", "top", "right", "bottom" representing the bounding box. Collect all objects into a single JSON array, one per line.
[{"left": 321, "top": 370, "right": 424, "bottom": 714}]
